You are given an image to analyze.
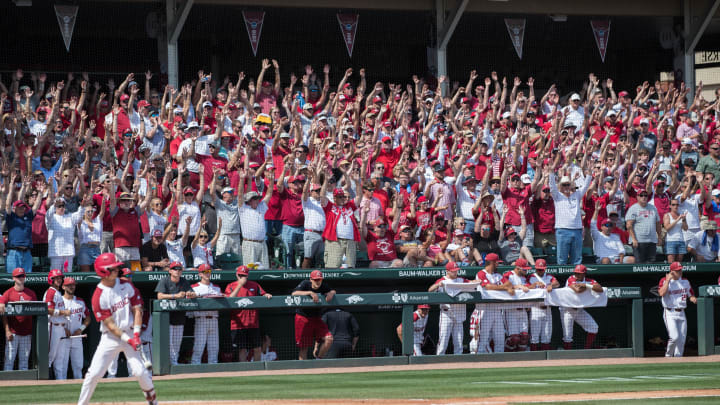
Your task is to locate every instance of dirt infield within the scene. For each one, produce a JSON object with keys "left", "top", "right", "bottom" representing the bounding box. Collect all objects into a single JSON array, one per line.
[
  {"left": 5, "top": 354, "right": 720, "bottom": 387},
  {"left": 49, "top": 389, "right": 720, "bottom": 404}
]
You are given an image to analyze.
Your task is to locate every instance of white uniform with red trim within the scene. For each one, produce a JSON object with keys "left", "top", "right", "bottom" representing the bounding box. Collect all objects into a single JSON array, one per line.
[
  {"left": 44, "top": 286, "right": 69, "bottom": 378},
  {"left": 77, "top": 279, "right": 154, "bottom": 405},
  {"left": 527, "top": 272, "right": 557, "bottom": 345},
  {"left": 659, "top": 277, "right": 694, "bottom": 357},
  {"left": 57, "top": 296, "right": 89, "bottom": 379},
  {"left": 434, "top": 276, "right": 468, "bottom": 355},
  {"left": 468, "top": 308, "right": 481, "bottom": 353},
  {"left": 501, "top": 271, "right": 530, "bottom": 337},
  {"left": 475, "top": 269, "right": 505, "bottom": 353},
  {"left": 560, "top": 275, "right": 599, "bottom": 344},
  {"left": 190, "top": 282, "right": 222, "bottom": 364},
  {"left": 412, "top": 310, "right": 429, "bottom": 356}
]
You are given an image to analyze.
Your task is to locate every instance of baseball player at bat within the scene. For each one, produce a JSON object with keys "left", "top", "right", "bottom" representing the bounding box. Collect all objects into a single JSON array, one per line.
[
  {"left": 474, "top": 253, "right": 513, "bottom": 353},
  {"left": 60, "top": 277, "right": 90, "bottom": 379},
  {"left": 429, "top": 261, "right": 469, "bottom": 355},
  {"left": 658, "top": 262, "right": 697, "bottom": 357},
  {"left": 501, "top": 259, "right": 532, "bottom": 352},
  {"left": 559, "top": 264, "right": 602, "bottom": 350},
  {"left": 77, "top": 253, "right": 157, "bottom": 405},
  {"left": 527, "top": 259, "right": 559, "bottom": 351}
]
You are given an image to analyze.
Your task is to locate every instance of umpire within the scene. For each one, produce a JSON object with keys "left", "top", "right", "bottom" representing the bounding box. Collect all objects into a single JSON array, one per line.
[{"left": 321, "top": 308, "right": 360, "bottom": 358}]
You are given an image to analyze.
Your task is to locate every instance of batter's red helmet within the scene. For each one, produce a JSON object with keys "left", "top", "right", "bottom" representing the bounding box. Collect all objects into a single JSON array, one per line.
[
  {"left": 94, "top": 253, "right": 124, "bottom": 277},
  {"left": 574, "top": 264, "right": 587, "bottom": 274},
  {"left": 48, "top": 269, "right": 63, "bottom": 285}
]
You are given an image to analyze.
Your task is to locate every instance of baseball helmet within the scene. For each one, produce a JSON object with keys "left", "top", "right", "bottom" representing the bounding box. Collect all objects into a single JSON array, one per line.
[
  {"left": 574, "top": 264, "right": 587, "bottom": 274},
  {"left": 48, "top": 269, "right": 64, "bottom": 285},
  {"left": 94, "top": 253, "right": 124, "bottom": 277}
]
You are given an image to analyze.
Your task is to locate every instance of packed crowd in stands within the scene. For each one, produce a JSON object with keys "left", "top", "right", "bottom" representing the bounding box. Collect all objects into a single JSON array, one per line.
[{"left": 1, "top": 63, "right": 720, "bottom": 273}]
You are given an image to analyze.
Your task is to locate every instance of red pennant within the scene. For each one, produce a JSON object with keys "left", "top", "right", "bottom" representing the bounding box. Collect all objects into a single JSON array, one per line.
[
  {"left": 242, "top": 11, "right": 265, "bottom": 57},
  {"left": 504, "top": 19, "right": 526, "bottom": 60},
  {"left": 337, "top": 13, "right": 359, "bottom": 58},
  {"left": 590, "top": 20, "right": 611, "bottom": 63}
]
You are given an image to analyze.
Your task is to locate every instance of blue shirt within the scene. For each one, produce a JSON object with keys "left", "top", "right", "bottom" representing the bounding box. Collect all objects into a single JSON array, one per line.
[{"left": 7, "top": 211, "right": 34, "bottom": 249}]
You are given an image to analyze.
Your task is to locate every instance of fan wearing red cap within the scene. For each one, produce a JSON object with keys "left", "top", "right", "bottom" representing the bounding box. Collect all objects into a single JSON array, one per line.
[
  {"left": 428, "top": 262, "right": 470, "bottom": 355},
  {"left": 79, "top": 252, "right": 157, "bottom": 405},
  {"left": 499, "top": 259, "right": 533, "bottom": 351},
  {"left": 590, "top": 203, "right": 635, "bottom": 265},
  {"left": 472, "top": 253, "right": 513, "bottom": 353},
  {"left": 60, "top": 276, "right": 91, "bottom": 379},
  {"left": 527, "top": 259, "right": 560, "bottom": 351},
  {"left": 44, "top": 268, "right": 73, "bottom": 378},
  {"left": 374, "top": 133, "right": 402, "bottom": 178},
  {"left": 396, "top": 304, "right": 431, "bottom": 356},
  {"left": 658, "top": 262, "right": 697, "bottom": 357},
  {"left": 499, "top": 165, "right": 536, "bottom": 249},
  {"left": 275, "top": 156, "right": 308, "bottom": 269},
  {"left": 291, "top": 270, "right": 336, "bottom": 360},
  {"left": 0, "top": 268, "right": 37, "bottom": 371},
  {"left": 109, "top": 175, "right": 147, "bottom": 266},
  {"left": 155, "top": 260, "right": 197, "bottom": 366},
  {"left": 322, "top": 184, "right": 361, "bottom": 268},
  {"left": 188, "top": 264, "right": 223, "bottom": 365},
  {"left": 255, "top": 59, "right": 280, "bottom": 114},
  {"left": 560, "top": 264, "right": 603, "bottom": 350},
  {"left": 426, "top": 156, "right": 455, "bottom": 221}
]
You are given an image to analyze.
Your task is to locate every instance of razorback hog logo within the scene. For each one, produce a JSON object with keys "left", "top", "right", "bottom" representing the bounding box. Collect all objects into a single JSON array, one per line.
[
  {"left": 235, "top": 298, "right": 254, "bottom": 308},
  {"left": 345, "top": 295, "right": 364, "bottom": 304},
  {"left": 456, "top": 293, "right": 474, "bottom": 302}
]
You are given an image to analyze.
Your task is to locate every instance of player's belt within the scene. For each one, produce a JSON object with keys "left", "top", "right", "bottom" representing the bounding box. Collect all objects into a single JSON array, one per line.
[
  {"left": 538, "top": 306, "right": 548, "bottom": 309},
  {"left": 202, "top": 316, "right": 217, "bottom": 319},
  {"left": 51, "top": 322, "right": 66, "bottom": 326},
  {"left": 515, "top": 308, "right": 526, "bottom": 311},
  {"left": 666, "top": 308, "right": 684, "bottom": 312},
  {"left": 305, "top": 229, "right": 322, "bottom": 234},
  {"left": 244, "top": 239, "right": 264, "bottom": 243}
]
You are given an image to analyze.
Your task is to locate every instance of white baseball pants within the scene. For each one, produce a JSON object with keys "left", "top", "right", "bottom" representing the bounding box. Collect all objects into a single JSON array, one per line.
[
  {"left": 559, "top": 307, "right": 598, "bottom": 342},
  {"left": 4, "top": 334, "right": 31, "bottom": 370},
  {"left": 505, "top": 308, "right": 529, "bottom": 335},
  {"left": 68, "top": 337, "right": 84, "bottom": 379},
  {"left": 478, "top": 307, "right": 505, "bottom": 353},
  {"left": 49, "top": 323, "right": 69, "bottom": 378},
  {"left": 191, "top": 317, "right": 219, "bottom": 364},
  {"left": 108, "top": 343, "right": 151, "bottom": 377},
  {"left": 77, "top": 333, "right": 154, "bottom": 405},
  {"left": 663, "top": 308, "right": 687, "bottom": 357},
  {"left": 169, "top": 324, "right": 184, "bottom": 365},
  {"left": 413, "top": 343, "right": 423, "bottom": 356},
  {"left": 436, "top": 311, "right": 464, "bottom": 355},
  {"left": 530, "top": 306, "right": 553, "bottom": 344}
]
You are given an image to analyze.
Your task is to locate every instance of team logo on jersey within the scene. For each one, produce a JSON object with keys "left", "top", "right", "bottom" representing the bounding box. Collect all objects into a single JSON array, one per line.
[
  {"left": 345, "top": 294, "right": 364, "bottom": 304},
  {"left": 456, "top": 293, "right": 474, "bottom": 302},
  {"left": 235, "top": 298, "right": 254, "bottom": 308},
  {"left": 392, "top": 292, "right": 408, "bottom": 303}
]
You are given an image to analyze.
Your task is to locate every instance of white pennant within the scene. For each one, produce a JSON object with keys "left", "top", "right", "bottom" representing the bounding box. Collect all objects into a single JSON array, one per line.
[
  {"left": 54, "top": 5, "right": 79, "bottom": 52},
  {"left": 504, "top": 18, "right": 526, "bottom": 60}
]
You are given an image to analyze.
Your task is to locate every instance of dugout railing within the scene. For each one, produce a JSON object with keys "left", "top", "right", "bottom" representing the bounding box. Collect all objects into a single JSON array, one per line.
[
  {"left": 0, "top": 301, "right": 50, "bottom": 380},
  {"left": 151, "top": 287, "right": 642, "bottom": 376},
  {"left": 697, "top": 285, "right": 720, "bottom": 356}
]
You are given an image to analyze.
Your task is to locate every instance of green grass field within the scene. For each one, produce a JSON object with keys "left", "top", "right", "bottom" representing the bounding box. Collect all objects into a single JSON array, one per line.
[
  {"left": 6, "top": 362, "right": 720, "bottom": 404},
  {"left": 520, "top": 398, "right": 720, "bottom": 405}
]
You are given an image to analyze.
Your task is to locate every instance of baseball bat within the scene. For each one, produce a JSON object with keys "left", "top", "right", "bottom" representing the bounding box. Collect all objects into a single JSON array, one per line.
[
  {"left": 140, "top": 347, "right": 153, "bottom": 371},
  {"left": 61, "top": 334, "right": 87, "bottom": 339}
]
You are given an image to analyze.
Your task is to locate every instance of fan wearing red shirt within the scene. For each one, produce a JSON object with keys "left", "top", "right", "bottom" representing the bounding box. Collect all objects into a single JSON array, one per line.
[
  {"left": 195, "top": 139, "right": 228, "bottom": 186},
  {"left": 322, "top": 188, "right": 360, "bottom": 268},
  {"left": 500, "top": 168, "right": 537, "bottom": 246},
  {"left": 1, "top": 268, "right": 37, "bottom": 371},
  {"left": 373, "top": 135, "right": 403, "bottom": 178},
  {"left": 225, "top": 265, "right": 272, "bottom": 362},
  {"left": 361, "top": 200, "right": 403, "bottom": 268}
]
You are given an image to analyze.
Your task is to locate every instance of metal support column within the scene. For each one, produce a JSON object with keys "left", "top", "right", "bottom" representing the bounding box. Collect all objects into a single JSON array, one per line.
[
  {"left": 34, "top": 315, "right": 48, "bottom": 379},
  {"left": 152, "top": 309, "right": 170, "bottom": 375},
  {"left": 401, "top": 305, "right": 414, "bottom": 356},
  {"left": 166, "top": 0, "right": 194, "bottom": 88},
  {"left": 435, "top": 0, "right": 467, "bottom": 96},
  {"left": 697, "top": 296, "right": 715, "bottom": 356},
  {"left": 631, "top": 299, "right": 644, "bottom": 358}
]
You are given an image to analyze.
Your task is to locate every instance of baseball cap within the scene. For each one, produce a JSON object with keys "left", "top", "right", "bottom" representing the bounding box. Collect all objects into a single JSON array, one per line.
[
  {"left": 120, "top": 94, "right": 130, "bottom": 102},
  {"left": 152, "top": 228, "right": 163, "bottom": 238},
  {"left": 570, "top": 93, "right": 581, "bottom": 101},
  {"left": 202, "top": 101, "right": 213, "bottom": 109},
  {"left": 63, "top": 277, "right": 76, "bottom": 286},
  {"left": 118, "top": 192, "right": 134, "bottom": 200},
  {"left": 607, "top": 110, "right": 618, "bottom": 116},
  {"left": 236, "top": 265, "right": 249, "bottom": 276},
  {"left": 669, "top": 262, "right": 683, "bottom": 271},
  {"left": 485, "top": 253, "right": 500, "bottom": 262},
  {"left": 310, "top": 270, "right": 324, "bottom": 280},
  {"left": 574, "top": 264, "right": 587, "bottom": 274},
  {"left": 453, "top": 229, "right": 465, "bottom": 236},
  {"left": 12, "top": 268, "right": 25, "bottom": 277},
  {"left": 12, "top": 200, "right": 28, "bottom": 209},
  {"left": 515, "top": 258, "right": 531, "bottom": 270},
  {"left": 713, "top": 190, "right": 720, "bottom": 197},
  {"left": 198, "top": 264, "right": 212, "bottom": 273},
  {"left": 169, "top": 261, "right": 183, "bottom": 270},
  {"left": 682, "top": 138, "right": 694, "bottom": 145},
  {"left": 640, "top": 118, "right": 650, "bottom": 125},
  {"left": 221, "top": 187, "right": 234, "bottom": 195},
  {"left": 462, "top": 175, "right": 477, "bottom": 184},
  {"left": 333, "top": 188, "right": 347, "bottom": 197},
  {"left": 186, "top": 121, "right": 200, "bottom": 130},
  {"left": 505, "top": 227, "right": 517, "bottom": 237},
  {"left": 618, "top": 91, "right": 629, "bottom": 97},
  {"left": 183, "top": 187, "right": 195, "bottom": 195},
  {"left": 137, "top": 100, "right": 150, "bottom": 109},
  {"left": 417, "top": 304, "right": 430, "bottom": 309},
  {"left": 560, "top": 176, "right": 572, "bottom": 185},
  {"left": 445, "top": 261, "right": 460, "bottom": 272},
  {"left": 417, "top": 196, "right": 428, "bottom": 203},
  {"left": 302, "top": 103, "right": 313, "bottom": 110},
  {"left": 534, "top": 259, "right": 547, "bottom": 270},
  {"left": 520, "top": 174, "right": 532, "bottom": 184},
  {"left": 244, "top": 191, "right": 261, "bottom": 202},
  {"left": 399, "top": 224, "right": 412, "bottom": 233}
]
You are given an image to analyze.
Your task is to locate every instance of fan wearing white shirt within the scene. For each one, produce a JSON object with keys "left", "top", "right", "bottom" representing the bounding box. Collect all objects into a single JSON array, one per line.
[
  {"left": 589, "top": 205, "right": 634, "bottom": 264},
  {"left": 301, "top": 169, "right": 331, "bottom": 268}
]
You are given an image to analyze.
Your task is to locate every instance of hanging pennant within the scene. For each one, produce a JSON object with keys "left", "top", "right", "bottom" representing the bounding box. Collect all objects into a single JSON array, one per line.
[
  {"left": 590, "top": 20, "right": 611, "bottom": 63},
  {"left": 504, "top": 18, "right": 526, "bottom": 60},
  {"left": 242, "top": 11, "right": 265, "bottom": 56},
  {"left": 54, "top": 5, "right": 79, "bottom": 52},
  {"left": 337, "top": 13, "right": 359, "bottom": 58}
]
